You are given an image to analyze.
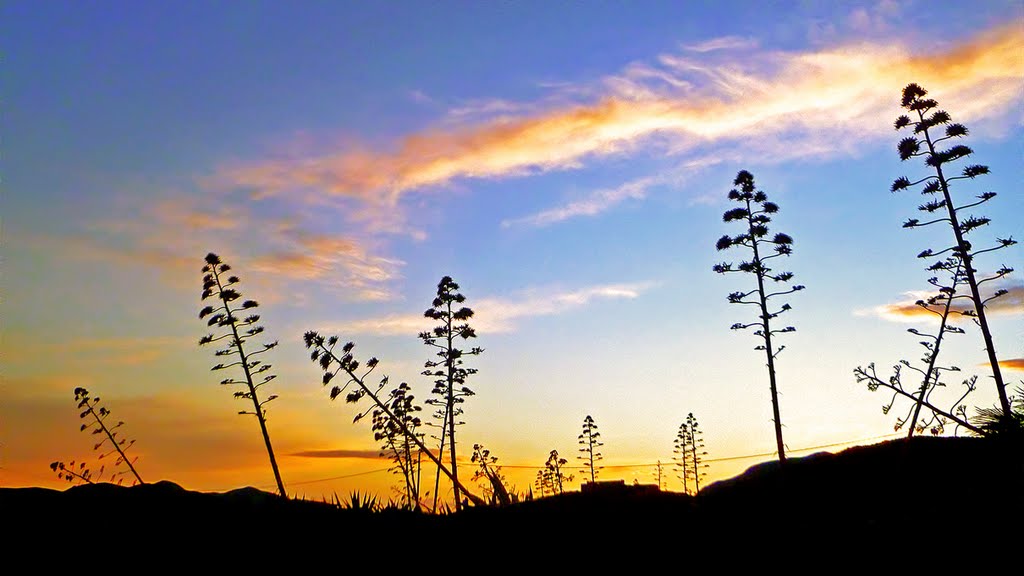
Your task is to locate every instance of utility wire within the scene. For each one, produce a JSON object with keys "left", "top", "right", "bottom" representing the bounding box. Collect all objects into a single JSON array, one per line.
[{"left": 252, "top": 431, "right": 905, "bottom": 491}]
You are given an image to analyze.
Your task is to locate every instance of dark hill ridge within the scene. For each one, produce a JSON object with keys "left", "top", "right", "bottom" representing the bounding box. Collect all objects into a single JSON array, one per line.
[{"left": 4, "top": 436, "right": 1020, "bottom": 550}]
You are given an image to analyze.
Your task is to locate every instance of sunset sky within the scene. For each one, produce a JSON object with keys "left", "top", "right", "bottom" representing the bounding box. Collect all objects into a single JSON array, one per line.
[{"left": 4, "top": 1, "right": 1022, "bottom": 502}]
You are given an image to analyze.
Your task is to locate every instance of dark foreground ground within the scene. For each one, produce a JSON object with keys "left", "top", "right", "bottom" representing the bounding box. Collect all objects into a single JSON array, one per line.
[{"left": 4, "top": 436, "right": 1021, "bottom": 558}]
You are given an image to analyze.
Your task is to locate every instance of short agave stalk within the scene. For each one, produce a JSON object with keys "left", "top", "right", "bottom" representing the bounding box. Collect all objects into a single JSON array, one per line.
[
  {"left": 63, "top": 387, "right": 144, "bottom": 486},
  {"left": 892, "top": 83, "right": 1017, "bottom": 417},
  {"left": 577, "top": 415, "right": 603, "bottom": 484},
  {"left": 673, "top": 422, "right": 691, "bottom": 494},
  {"left": 372, "top": 382, "right": 425, "bottom": 511},
  {"left": 303, "top": 331, "right": 484, "bottom": 507},
  {"left": 199, "top": 253, "right": 286, "bottom": 498},
  {"left": 714, "top": 170, "right": 804, "bottom": 463},
  {"left": 543, "top": 449, "right": 572, "bottom": 494},
  {"left": 684, "top": 413, "right": 708, "bottom": 493},
  {"left": 471, "top": 443, "right": 512, "bottom": 506}
]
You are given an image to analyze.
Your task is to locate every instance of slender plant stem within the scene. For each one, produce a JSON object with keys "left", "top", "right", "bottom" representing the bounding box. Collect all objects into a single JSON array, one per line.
[
  {"left": 317, "top": 342, "right": 484, "bottom": 506},
  {"left": 747, "top": 197, "right": 787, "bottom": 463},
  {"left": 915, "top": 110, "right": 1010, "bottom": 417},
  {"left": 211, "top": 265, "right": 286, "bottom": 498},
  {"left": 444, "top": 298, "right": 463, "bottom": 511},
  {"left": 85, "top": 401, "right": 144, "bottom": 485},
  {"left": 907, "top": 260, "right": 963, "bottom": 437}
]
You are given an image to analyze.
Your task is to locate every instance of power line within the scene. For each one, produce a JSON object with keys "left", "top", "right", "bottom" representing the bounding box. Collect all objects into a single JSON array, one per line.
[{"left": 253, "top": 431, "right": 905, "bottom": 491}]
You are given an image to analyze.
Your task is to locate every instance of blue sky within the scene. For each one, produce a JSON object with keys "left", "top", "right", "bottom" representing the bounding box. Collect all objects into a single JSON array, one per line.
[{"left": 3, "top": 1, "right": 1022, "bottom": 498}]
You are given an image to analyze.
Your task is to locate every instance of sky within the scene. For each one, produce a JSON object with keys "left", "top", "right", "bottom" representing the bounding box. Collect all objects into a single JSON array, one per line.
[{"left": 3, "top": 1, "right": 1022, "bottom": 502}]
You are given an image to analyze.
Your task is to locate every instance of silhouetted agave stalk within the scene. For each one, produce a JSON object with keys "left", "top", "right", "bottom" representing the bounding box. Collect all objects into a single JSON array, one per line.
[
  {"left": 371, "top": 381, "right": 425, "bottom": 510},
  {"left": 892, "top": 83, "right": 1017, "bottom": 418},
  {"left": 50, "top": 387, "right": 143, "bottom": 486},
  {"left": 542, "top": 449, "right": 572, "bottom": 495},
  {"left": 49, "top": 460, "right": 96, "bottom": 485},
  {"left": 303, "top": 331, "right": 484, "bottom": 507},
  {"left": 683, "top": 413, "right": 708, "bottom": 493},
  {"left": 673, "top": 422, "right": 691, "bottom": 494},
  {"left": 854, "top": 364, "right": 981, "bottom": 436},
  {"left": 471, "top": 443, "right": 512, "bottom": 506},
  {"left": 577, "top": 415, "right": 603, "bottom": 484},
  {"left": 419, "top": 276, "right": 482, "bottom": 513},
  {"left": 713, "top": 170, "right": 804, "bottom": 463},
  {"left": 856, "top": 257, "right": 975, "bottom": 437},
  {"left": 902, "top": 258, "right": 969, "bottom": 436},
  {"left": 198, "top": 253, "right": 286, "bottom": 498}
]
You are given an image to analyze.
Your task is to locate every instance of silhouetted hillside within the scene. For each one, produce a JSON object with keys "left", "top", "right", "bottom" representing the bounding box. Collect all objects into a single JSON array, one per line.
[{"left": 4, "top": 436, "right": 1019, "bottom": 554}]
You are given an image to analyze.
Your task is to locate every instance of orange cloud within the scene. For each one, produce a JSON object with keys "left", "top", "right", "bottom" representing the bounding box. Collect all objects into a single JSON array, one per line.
[
  {"left": 999, "top": 359, "right": 1024, "bottom": 371},
  {"left": 865, "top": 280, "right": 1023, "bottom": 322},
  {"left": 251, "top": 231, "right": 403, "bottom": 301},
  {"left": 213, "top": 24, "right": 1022, "bottom": 208}
]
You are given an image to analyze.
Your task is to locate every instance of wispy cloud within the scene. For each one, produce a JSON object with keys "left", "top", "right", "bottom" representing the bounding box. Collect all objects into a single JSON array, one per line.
[
  {"left": 683, "top": 35, "right": 758, "bottom": 53},
  {"left": 501, "top": 176, "right": 656, "bottom": 228},
  {"left": 858, "top": 280, "right": 1024, "bottom": 322},
  {"left": 64, "top": 336, "right": 189, "bottom": 366},
  {"left": 213, "top": 24, "right": 1023, "bottom": 211},
  {"left": 291, "top": 449, "right": 384, "bottom": 459},
  {"left": 333, "top": 282, "right": 654, "bottom": 335},
  {"left": 64, "top": 189, "right": 406, "bottom": 301},
  {"left": 251, "top": 229, "right": 403, "bottom": 301},
  {"left": 502, "top": 156, "right": 723, "bottom": 228}
]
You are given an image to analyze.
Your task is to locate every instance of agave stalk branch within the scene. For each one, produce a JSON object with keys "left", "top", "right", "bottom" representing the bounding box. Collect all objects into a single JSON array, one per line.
[{"left": 307, "top": 335, "right": 484, "bottom": 506}]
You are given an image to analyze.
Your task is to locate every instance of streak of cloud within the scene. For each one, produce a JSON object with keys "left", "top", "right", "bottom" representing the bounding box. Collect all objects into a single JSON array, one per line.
[
  {"left": 214, "top": 24, "right": 1023, "bottom": 210},
  {"left": 501, "top": 176, "right": 656, "bottom": 228},
  {"left": 251, "top": 231, "right": 404, "bottom": 301},
  {"left": 331, "top": 282, "right": 653, "bottom": 336},
  {"left": 502, "top": 156, "right": 723, "bottom": 227},
  {"left": 858, "top": 280, "right": 1024, "bottom": 322},
  {"left": 291, "top": 449, "right": 385, "bottom": 460},
  {"left": 998, "top": 359, "right": 1024, "bottom": 371},
  {"left": 683, "top": 35, "right": 758, "bottom": 52}
]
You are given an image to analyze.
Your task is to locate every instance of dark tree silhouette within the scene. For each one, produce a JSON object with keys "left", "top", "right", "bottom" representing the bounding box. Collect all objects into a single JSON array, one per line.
[
  {"left": 50, "top": 387, "right": 144, "bottom": 486},
  {"left": 577, "top": 415, "right": 604, "bottom": 484},
  {"left": 891, "top": 83, "right": 1016, "bottom": 419},
  {"left": 713, "top": 170, "right": 804, "bottom": 463},
  {"left": 198, "top": 253, "right": 285, "bottom": 498},
  {"left": 304, "top": 331, "right": 484, "bottom": 506},
  {"left": 419, "top": 276, "right": 483, "bottom": 513}
]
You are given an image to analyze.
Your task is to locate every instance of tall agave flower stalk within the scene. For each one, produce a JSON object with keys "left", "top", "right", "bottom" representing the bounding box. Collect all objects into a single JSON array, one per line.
[
  {"left": 713, "top": 170, "right": 804, "bottom": 463},
  {"left": 199, "top": 253, "right": 286, "bottom": 498},
  {"left": 892, "top": 83, "right": 1016, "bottom": 418}
]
